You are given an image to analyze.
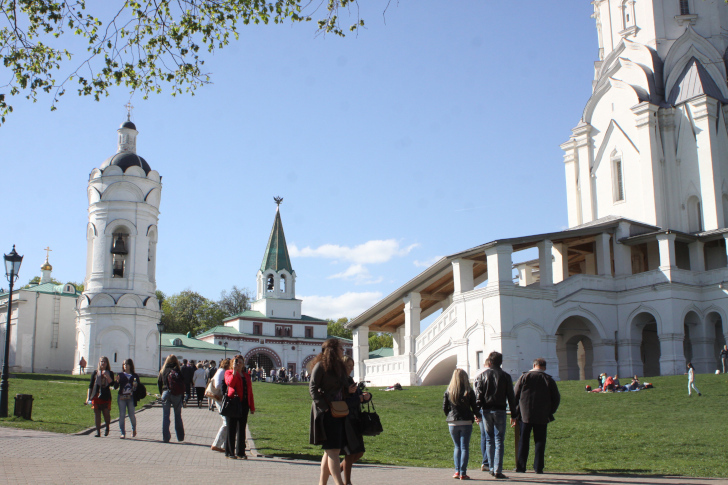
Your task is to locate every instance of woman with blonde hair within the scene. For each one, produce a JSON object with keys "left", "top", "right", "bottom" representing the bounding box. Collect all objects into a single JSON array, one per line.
[
  {"left": 85, "top": 356, "right": 114, "bottom": 437},
  {"left": 443, "top": 368, "right": 480, "bottom": 480},
  {"left": 157, "top": 354, "right": 185, "bottom": 443},
  {"left": 310, "top": 339, "right": 356, "bottom": 485}
]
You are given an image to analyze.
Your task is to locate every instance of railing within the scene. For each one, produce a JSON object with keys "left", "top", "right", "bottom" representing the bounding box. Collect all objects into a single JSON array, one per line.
[
  {"left": 416, "top": 306, "right": 457, "bottom": 354},
  {"left": 364, "top": 354, "right": 411, "bottom": 377}
]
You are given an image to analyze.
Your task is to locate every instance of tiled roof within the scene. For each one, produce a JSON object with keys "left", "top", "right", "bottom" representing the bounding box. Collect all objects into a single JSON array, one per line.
[
  {"left": 224, "top": 309, "right": 326, "bottom": 323},
  {"left": 1, "top": 282, "right": 80, "bottom": 299},
  {"left": 260, "top": 209, "right": 293, "bottom": 273},
  {"left": 162, "top": 333, "right": 228, "bottom": 352},
  {"left": 368, "top": 347, "right": 394, "bottom": 359}
]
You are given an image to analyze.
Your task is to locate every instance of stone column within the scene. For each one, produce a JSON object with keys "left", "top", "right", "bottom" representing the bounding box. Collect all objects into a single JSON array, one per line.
[
  {"left": 352, "top": 325, "right": 369, "bottom": 383},
  {"left": 452, "top": 259, "right": 474, "bottom": 294},
  {"left": 659, "top": 333, "right": 686, "bottom": 376},
  {"left": 561, "top": 138, "right": 581, "bottom": 227},
  {"left": 392, "top": 327, "right": 403, "bottom": 356},
  {"left": 542, "top": 335, "right": 559, "bottom": 380},
  {"left": 486, "top": 245, "right": 514, "bottom": 288},
  {"left": 657, "top": 233, "right": 677, "bottom": 270},
  {"left": 594, "top": 233, "right": 612, "bottom": 276},
  {"left": 690, "top": 95, "right": 723, "bottom": 231},
  {"left": 631, "top": 102, "right": 663, "bottom": 226},
  {"left": 613, "top": 222, "right": 632, "bottom": 276},
  {"left": 592, "top": 339, "right": 618, "bottom": 377},
  {"left": 573, "top": 123, "right": 595, "bottom": 223},
  {"left": 618, "top": 339, "right": 643, "bottom": 378},
  {"left": 688, "top": 241, "right": 705, "bottom": 272},
  {"left": 538, "top": 240, "right": 554, "bottom": 287},
  {"left": 403, "top": 292, "right": 421, "bottom": 359},
  {"left": 552, "top": 243, "right": 568, "bottom": 283}
]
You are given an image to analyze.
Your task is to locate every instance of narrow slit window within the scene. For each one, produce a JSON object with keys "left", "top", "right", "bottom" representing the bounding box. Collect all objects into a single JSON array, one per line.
[
  {"left": 613, "top": 157, "right": 625, "bottom": 202},
  {"left": 680, "top": 0, "right": 690, "bottom": 15}
]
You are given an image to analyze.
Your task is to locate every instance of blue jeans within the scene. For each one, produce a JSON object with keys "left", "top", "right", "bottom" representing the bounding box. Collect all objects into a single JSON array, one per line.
[
  {"left": 449, "top": 424, "right": 472, "bottom": 475},
  {"left": 118, "top": 398, "right": 136, "bottom": 436},
  {"left": 484, "top": 410, "right": 507, "bottom": 474},
  {"left": 161, "top": 391, "right": 184, "bottom": 442},
  {"left": 478, "top": 412, "right": 490, "bottom": 468}
]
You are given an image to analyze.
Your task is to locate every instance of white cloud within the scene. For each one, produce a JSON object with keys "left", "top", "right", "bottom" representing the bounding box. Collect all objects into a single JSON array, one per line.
[
  {"left": 289, "top": 239, "right": 419, "bottom": 264},
  {"left": 328, "top": 264, "right": 384, "bottom": 285},
  {"left": 413, "top": 255, "right": 444, "bottom": 268},
  {"left": 301, "top": 292, "right": 383, "bottom": 320}
]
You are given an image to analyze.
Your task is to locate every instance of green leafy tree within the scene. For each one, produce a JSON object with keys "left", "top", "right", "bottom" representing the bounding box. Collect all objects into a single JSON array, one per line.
[
  {"left": 68, "top": 281, "right": 84, "bottom": 292},
  {"left": 161, "top": 289, "right": 220, "bottom": 335},
  {"left": 0, "top": 0, "right": 365, "bottom": 124},
  {"left": 218, "top": 285, "right": 253, "bottom": 318},
  {"left": 368, "top": 332, "right": 393, "bottom": 352},
  {"left": 20, "top": 275, "right": 61, "bottom": 289},
  {"left": 327, "top": 317, "right": 352, "bottom": 340}
]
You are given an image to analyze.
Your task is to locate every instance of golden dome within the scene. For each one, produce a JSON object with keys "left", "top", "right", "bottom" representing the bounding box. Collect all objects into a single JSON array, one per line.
[{"left": 41, "top": 259, "right": 52, "bottom": 271}]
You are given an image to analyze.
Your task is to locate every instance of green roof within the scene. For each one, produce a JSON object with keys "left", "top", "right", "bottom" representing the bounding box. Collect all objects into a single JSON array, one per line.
[
  {"left": 1, "top": 282, "right": 80, "bottom": 299},
  {"left": 162, "top": 333, "right": 228, "bottom": 352},
  {"left": 368, "top": 347, "right": 394, "bottom": 359},
  {"left": 260, "top": 208, "right": 293, "bottom": 273},
  {"left": 196, "top": 325, "right": 242, "bottom": 338},
  {"left": 224, "top": 309, "right": 326, "bottom": 323}
]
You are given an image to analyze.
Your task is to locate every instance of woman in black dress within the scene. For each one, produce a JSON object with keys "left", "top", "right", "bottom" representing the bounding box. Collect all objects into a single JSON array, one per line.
[{"left": 309, "top": 339, "right": 355, "bottom": 485}]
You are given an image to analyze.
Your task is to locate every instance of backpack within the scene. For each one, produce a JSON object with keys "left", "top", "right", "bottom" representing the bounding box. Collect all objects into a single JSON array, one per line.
[
  {"left": 167, "top": 368, "right": 185, "bottom": 395},
  {"left": 133, "top": 379, "right": 147, "bottom": 403}
]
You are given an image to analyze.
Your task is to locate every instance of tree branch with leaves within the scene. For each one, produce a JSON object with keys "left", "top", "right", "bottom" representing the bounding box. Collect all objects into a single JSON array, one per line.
[{"left": 0, "top": 0, "right": 364, "bottom": 124}]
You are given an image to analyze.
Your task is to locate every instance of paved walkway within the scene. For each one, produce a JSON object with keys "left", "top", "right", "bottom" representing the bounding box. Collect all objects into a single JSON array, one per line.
[{"left": 0, "top": 405, "right": 724, "bottom": 484}]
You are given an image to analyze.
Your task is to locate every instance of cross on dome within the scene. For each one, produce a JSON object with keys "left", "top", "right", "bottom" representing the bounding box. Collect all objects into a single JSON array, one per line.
[{"left": 124, "top": 102, "right": 134, "bottom": 121}]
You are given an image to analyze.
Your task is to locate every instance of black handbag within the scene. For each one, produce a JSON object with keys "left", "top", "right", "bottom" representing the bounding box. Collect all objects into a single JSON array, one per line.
[
  {"left": 220, "top": 393, "right": 242, "bottom": 418},
  {"left": 359, "top": 399, "right": 383, "bottom": 436}
]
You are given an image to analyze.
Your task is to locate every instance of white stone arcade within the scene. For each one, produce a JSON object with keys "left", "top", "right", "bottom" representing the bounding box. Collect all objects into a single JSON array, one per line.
[{"left": 349, "top": 0, "right": 728, "bottom": 386}]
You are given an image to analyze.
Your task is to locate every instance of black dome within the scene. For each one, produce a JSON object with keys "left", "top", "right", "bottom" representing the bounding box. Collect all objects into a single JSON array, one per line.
[
  {"left": 120, "top": 120, "right": 137, "bottom": 130},
  {"left": 100, "top": 152, "right": 152, "bottom": 174}
]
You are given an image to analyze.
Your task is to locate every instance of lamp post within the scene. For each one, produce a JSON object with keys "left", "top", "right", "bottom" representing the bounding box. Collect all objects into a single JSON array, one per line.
[
  {"left": 223, "top": 341, "right": 228, "bottom": 360},
  {"left": 1, "top": 245, "right": 23, "bottom": 418},
  {"left": 156, "top": 298, "right": 164, "bottom": 372}
]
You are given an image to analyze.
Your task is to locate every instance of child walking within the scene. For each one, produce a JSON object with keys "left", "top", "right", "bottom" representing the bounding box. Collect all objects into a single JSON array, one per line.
[{"left": 687, "top": 362, "right": 701, "bottom": 396}]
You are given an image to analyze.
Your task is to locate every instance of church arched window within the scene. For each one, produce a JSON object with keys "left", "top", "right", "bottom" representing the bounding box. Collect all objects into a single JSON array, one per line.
[
  {"left": 680, "top": 0, "right": 690, "bottom": 15},
  {"left": 687, "top": 196, "right": 703, "bottom": 233},
  {"left": 280, "top": 274, "right": 286, "bottom": 293},
  {"left": 612, "top": 155, "right": 625, "bottom": 202},
  {"left": 266, "top": 274, "right": 275, "bottom": 292},
  {"left": 621, "top": 0, "right": 635, "bottom": 29}
]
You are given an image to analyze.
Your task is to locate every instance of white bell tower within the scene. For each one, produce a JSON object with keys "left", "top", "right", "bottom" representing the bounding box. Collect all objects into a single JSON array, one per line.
[
  {"left": 251, "top": 198, "right": 301, "bottom": 320},
  {"left": 74, "top": 114, "right": 163, "bottom": 375}
]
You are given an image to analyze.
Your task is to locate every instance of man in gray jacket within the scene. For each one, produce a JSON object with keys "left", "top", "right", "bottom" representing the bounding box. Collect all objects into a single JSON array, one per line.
[
  {"left": 474, "top": 351, "right": 515, "bottom": 479},
  {"left": 512, "top": 357, "right": 560, "bottom": 474}
]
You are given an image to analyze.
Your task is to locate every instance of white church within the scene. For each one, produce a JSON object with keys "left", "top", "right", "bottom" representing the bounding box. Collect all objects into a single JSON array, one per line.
[{"left": 347, "top": 0, "right": 728, "bottom": 386}]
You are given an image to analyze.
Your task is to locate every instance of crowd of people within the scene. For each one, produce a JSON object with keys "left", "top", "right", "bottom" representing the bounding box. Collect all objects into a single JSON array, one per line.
[{"left": 444, "top": 353, "right": 561, "bottom": 480}]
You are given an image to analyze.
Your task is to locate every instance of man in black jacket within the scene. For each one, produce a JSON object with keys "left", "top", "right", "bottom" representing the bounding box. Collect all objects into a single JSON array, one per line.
[
  {"left": 181, "top": 359, "right": 195, "bottom": 405},
  {"left": 474, "top": 351, "right": 515, "bottom": 479},
  {"left": 512, "top": 357, "right": 560, "bottom": 474}
]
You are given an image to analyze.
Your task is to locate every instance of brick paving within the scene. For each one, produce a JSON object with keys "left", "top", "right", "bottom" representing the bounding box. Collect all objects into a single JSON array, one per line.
[{"left": 0, "top": 405, "right": 724, "bottom": 484}]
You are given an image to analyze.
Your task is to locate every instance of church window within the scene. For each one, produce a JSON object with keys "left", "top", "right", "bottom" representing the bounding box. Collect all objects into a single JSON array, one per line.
[
  {"left": 621, "top": 0, "right": 635, "bottom": 29},
  {"left": 280, "top": 274, "right": 286, "bottom": 293},
  {"left": 275, "top": 325, "right": 292, "bottom": 337},
  {"left": 253, "top": 323, "right": 262, "bottom": 335},
  {"left": 266, "top": 274, "right": 275, "bottom": 292},
  {"left": 174, "top": 338, "right": 183, "bottom": 346},
  {"left": 687, "top": 196, "right": 703, "bottom": 233},
  {"left": 612, "top": 156, "right": 625, "bottom": 202},
  {"left": 680, "top": 0, "right": 690, "bottom": 15},
  {"left": 114, "top": 353, "right": 118, "bottom": 363},
  {"left": 305, "top": 326, "right": 313, "bottom": 338}
]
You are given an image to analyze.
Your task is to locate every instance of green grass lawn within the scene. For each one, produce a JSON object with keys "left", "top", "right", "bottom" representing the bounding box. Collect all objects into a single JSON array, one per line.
[
  {"left": 248, "top": 374, "right": 728, "bottom": 477},
  {"left": 0, "top": 373, "right": 158, "bottom": 434}
]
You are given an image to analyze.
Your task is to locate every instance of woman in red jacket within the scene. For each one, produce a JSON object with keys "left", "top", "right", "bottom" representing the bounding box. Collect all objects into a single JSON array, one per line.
[{"left": 224, "top": 355, "right": 255, "bottom": 459}]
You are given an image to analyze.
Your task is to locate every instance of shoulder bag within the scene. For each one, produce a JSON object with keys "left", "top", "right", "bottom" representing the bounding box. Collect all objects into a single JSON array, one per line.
[
  {"left": 205, "top": 378, "right": 222, "bottom": 402},
  {"left": 327, "top": 399, "right": 349, "bottom": 418},
  {"left": 359, "top": 399, "right": 383, "bottom": 436},
  {"left": 220, "top": 392, "right": 242, "bottom": 418}
]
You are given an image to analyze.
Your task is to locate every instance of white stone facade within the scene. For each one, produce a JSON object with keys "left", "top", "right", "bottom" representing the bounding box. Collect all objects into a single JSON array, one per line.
[
  {"left": 0, "top": 280, "right": 80, "bottom": 374},
  {"left": 74, "top": 121, "right": 163, "bottom": 376},
  {"left": 348, "top": 1, "right": 728, "bottom": 386}
]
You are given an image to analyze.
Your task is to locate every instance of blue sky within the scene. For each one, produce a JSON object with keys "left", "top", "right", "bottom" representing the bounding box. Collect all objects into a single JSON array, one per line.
[{"left": 2, "top": 1, "right": 596, "bottom": 323}]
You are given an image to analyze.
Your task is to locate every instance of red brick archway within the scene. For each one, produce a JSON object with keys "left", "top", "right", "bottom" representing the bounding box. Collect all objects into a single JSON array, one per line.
[{"left": 244, "top": 347, "right": 282, "bottom": 367}]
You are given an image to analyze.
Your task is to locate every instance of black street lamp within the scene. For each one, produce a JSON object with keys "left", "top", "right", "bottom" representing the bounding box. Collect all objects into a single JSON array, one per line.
[
  {"left": 1, "top": 245, "right": 23, "bottom": 418},
  {"left": 156, "top": 298, "right": 164, "bottom": 372},
  {"left": 223, "top": 341, "right": 228, "bottom": 360}
]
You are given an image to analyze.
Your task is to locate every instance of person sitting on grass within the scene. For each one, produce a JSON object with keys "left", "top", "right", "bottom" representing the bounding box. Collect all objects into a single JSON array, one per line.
[{"left": 602, "top": 375, "right": 615, "bottom": 392}]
